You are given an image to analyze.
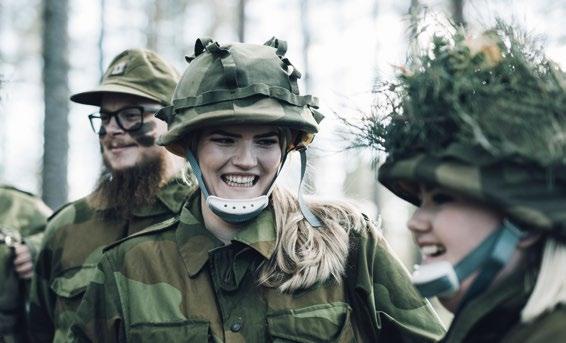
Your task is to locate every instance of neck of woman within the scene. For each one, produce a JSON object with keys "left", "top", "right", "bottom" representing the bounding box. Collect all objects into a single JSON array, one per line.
[{"left": 201, "top": 195, "right": 242, "bottom": 245}]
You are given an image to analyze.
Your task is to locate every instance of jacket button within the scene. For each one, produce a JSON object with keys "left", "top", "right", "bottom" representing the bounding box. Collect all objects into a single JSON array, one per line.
[{"left": 230, "top": 322, "right": 242, "bottom": 332}]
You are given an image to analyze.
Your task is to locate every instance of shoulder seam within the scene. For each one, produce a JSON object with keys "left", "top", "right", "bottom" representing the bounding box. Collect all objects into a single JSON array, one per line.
[{"left": 103, "top": 216, "right": 180, "bottom": 252}]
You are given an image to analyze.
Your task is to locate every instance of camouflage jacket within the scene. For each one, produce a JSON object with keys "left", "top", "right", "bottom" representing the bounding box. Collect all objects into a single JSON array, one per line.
[
  {"left": 70, "top": 191, "right": 445, "bottom": 342},
  {"left": 0, "top": 185, "right": 52, "bottom": 341},
  {"left": 442, "top": 262, "right": 566, "bottom": 343},
  {"left": 28, "top": 179, "right": 193, "bottom": 343}
]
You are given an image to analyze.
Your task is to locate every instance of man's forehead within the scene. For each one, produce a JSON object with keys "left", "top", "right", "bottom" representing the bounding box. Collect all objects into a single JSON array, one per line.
[{"left": 100, "top": 92, "right": 159, "bottom": 110}]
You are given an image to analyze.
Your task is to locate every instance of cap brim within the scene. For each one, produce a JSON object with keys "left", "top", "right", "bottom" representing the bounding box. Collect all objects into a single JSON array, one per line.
[{"left": 70, "top": 83, "right": 161, "bottom": 106}]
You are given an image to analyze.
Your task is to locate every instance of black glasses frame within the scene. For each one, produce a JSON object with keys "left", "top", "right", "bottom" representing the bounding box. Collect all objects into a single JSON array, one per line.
[{"left": 88, "top": 105, "right": 161, "bottom": 134}]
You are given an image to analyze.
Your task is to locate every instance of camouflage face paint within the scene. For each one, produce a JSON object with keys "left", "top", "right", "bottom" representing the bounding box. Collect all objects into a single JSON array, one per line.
[
  {"left": 127, "top": 121, "right": 157, "bottom": 147},
  {"left": 97, "top": 121, "right": 157, "bottom": 147}
]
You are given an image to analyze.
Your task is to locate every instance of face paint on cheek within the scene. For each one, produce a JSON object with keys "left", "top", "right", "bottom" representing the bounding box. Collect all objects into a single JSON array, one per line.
[{"left": 128, "top": 122, "right": 157, "bottom": 147}]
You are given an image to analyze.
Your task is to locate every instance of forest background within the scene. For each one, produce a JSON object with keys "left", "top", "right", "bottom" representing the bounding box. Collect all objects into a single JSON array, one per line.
[{"left": 1, "top": 0, "right": 565, "bottom": 321}]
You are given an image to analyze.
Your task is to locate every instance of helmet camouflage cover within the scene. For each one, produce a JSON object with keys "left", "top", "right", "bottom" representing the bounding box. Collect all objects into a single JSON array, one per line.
[
  {"left": 156, "top": 37, "right": 324, "bottom": 156},
  {"left": 351, "top": 22, "right": 566, "bottom": 239}
]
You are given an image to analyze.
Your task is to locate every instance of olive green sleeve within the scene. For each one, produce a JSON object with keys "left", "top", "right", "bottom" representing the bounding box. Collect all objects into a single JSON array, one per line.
[
  {"left": 347, "top": 224, "right": 446, "bottom": 342},
  {"left": 69, "top": 254, "right": 126, "bottom": 343}
]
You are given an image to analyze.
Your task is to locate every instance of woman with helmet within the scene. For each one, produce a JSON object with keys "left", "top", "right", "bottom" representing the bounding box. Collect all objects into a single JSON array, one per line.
[
  {"left": 352, "top": 23, "right": 566, "bottom": 342},
  {"left": 69, "top": 38, "right": 445, "bottom": 342}
]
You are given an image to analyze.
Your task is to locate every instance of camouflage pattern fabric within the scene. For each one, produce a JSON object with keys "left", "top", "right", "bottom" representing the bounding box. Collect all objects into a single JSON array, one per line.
[
  {"left": 379, "top": 149, "right": 566, "bottom": 240},
  {"left": 440, "top": 262, "right": 566, "bottom": 343},
  {"left": 156, "top": 38, "right": 323, "bottom": 157},
  {"left": 28, "top": 179, "right": 193, "bottom": 342},
  {"left": 0, "top": 185, "right": 52, "bottom": 342},
  {"left": 69, "top": 191, "right": 445, "bottom": 342}
]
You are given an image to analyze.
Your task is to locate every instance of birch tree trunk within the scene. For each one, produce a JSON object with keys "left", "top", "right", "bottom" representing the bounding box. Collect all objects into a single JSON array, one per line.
[{"left": 42, "top": 0, "right": 69, "bottom": 208}]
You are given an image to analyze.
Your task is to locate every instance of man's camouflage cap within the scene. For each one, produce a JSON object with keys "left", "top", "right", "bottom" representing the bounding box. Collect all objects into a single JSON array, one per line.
[
  {"left": 70, "top": 49, "right": 179, "bottom": 106},
  {"left": 352, "top": 22, "right": 566, "bottom": 239},
  {"left": 156, "top": 37, "right": 324, "bottom": 157}
]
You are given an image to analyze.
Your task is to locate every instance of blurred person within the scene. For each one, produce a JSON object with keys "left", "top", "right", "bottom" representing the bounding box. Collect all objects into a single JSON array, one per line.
[
  {"left": 69, "top": 38, "right": 445, "bottom": 342},
  {"left": 28, "top": 49, "right": 195, "bottom": 342},
  {"left": 353, "top": 23, "right": 566, "bottom": 342},
  {"left": 0, "top": 185, "right": 51, "bottom": 342}
]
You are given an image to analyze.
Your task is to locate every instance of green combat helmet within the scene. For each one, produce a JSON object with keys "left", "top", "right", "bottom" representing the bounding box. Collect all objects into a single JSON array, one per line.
[
  {"left": 349, "top": 22, "right": 566, "bottom": 300},
  {"left": 70, "top": 48, "right": 179, "bottom": 106},
  {"left": 157, "top": 37, "right": 324, "bottom": 226}
]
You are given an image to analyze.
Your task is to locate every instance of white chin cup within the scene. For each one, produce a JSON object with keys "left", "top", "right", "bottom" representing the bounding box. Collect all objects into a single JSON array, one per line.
[
  {"left": 206, "top": 195, "right": 269, "bottom": 224},
  {"left": 411, "top": 261, "right": 460, "bottom": 298}
]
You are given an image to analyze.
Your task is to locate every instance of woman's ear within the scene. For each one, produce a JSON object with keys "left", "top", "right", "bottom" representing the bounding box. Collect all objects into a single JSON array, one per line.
[{"left": 518, "top": 232, "right": 543, "bottom": 249}]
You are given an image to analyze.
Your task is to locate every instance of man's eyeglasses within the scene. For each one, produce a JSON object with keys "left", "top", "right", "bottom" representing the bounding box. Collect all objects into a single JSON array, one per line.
[{"left": 88, "top": 105, "right": 162, "bottom": 134}]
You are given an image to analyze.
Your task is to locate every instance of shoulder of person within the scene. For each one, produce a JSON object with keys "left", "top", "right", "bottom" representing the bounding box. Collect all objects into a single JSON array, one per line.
[
  {"left": 46, "top": 197, "right": 91, "bottom": 228},
  {"left": 103, "top": 215, "right": 180, "bottom": 253},
  {"left": 41, "top": 197, "right": 92, "bottom": 244},
  {"left": 0, "top": 184, "right": 51, "bottom": 213},
  {"left": 505, "top": 305, "right": 566, "bottom": 342}
]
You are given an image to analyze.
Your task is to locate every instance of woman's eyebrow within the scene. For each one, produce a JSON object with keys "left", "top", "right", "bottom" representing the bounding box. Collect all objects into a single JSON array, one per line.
[
  {"left": 209, "top": 130, "right": 240, "bottom": 138},
  {"left": 254, "top": 131, "right": 278, "bottom": 139}
]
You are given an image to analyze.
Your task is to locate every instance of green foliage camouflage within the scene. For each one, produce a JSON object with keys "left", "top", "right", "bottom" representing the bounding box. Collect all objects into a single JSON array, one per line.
[
  {"left": 352, "top": 21, "right": 566, "bottom": 169},
  {"left": 346, "top": 21, "right": 566, "bottom": 236}
]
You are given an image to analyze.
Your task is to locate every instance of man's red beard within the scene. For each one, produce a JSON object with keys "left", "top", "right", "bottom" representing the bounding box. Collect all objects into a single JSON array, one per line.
[{"left": 88, "top": 151, "right": 167, "bottom": 219}]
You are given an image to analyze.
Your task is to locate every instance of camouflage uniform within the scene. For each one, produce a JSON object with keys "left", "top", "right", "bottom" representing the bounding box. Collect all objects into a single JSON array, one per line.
[
  {"left": 0, "top": 185, "right": 52, "bottom": 342},
  {"left": 27, "top": 48, "right": 188, "bottom": 342},
  {"left": 28, "top": 178, "right": 192, "bottom": 342},
  {"left": 440, "top": 263, "right": 566, "bottom": 343},
  {"left": 70, "top": 38, "right": 446, "bottom": 342},
  {"left": 70, "top": 191, "right": 445, "bottom": 342}
]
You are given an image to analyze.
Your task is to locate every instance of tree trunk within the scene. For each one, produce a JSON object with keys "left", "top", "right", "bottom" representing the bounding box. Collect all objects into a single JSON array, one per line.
[
  {"left": 452, "top": 0, "right": 466, "bottom": 27},
  {"left": 237, "top": 0, "right": 246, "bottom": 42},
  {"left": 98, "top": 0, "right": 106, "bottom": 78},
  {"left": 299, "top": 0, "right": 311, "bottom": 93},
  {"left": 42, "top": 0, "right": 69, "bottom": 208},
  {"left": 146, "top": 0, "right": 162, "bottom": 50}
]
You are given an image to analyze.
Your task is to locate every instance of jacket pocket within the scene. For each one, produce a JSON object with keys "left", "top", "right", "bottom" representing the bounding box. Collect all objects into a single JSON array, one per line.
[
  {"left": 129, "top": 320, "right": 210, "bottom": 342},
  {"left": 50, "top": 265, "right": 97, "bottom": 298},
  {"left": 267, "top": 302, "right": 356, "bottom": 343}
]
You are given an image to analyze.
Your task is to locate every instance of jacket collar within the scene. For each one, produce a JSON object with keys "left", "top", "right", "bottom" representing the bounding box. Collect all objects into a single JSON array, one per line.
[
  {"left": 176, "top": 190, "right": 277, "bottom": 277},
  {"left": 131, "top": 175, "right": 193, "bottom": 217}
]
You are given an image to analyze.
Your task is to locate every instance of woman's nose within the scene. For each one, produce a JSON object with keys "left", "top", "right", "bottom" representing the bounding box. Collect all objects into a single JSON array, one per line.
[
  {"left": 232, "top": 144, "right": 256, "bottom": 169},
  {"left": 407, "top": 208, "right": 432, "bottom": 233}
]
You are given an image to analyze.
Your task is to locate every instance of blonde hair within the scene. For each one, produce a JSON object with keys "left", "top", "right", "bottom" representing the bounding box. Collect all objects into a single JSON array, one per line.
[
  {"left": 521, "top": 237, "right": 566, "bottom": 322},
  {"left": 257, "top": 186, "right": 374, "bottom": 292}
]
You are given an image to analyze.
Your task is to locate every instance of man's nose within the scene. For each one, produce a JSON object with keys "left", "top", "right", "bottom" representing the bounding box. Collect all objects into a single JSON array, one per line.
[{"left": 104, "top": 116, "right": 124, "bottom": 135}]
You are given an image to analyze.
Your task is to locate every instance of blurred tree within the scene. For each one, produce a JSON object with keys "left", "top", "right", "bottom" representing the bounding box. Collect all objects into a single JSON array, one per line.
[
  {"left": 451, "top": 0, "right": 466, "bottom": 27},
  {"left": 41, "top": 0, "right": 69, "bottom": 208},
  {"left": 237, "top": 0, "right": 246, "bottom": 42},
  {"left": 299, "top": 0, "right": 311, "bottom": 92},
  {"left": 408, "top": 0, "right": 421, "bottom": 59},
  {"left": 146, "top": 0, "right": 162, "bottom": 50},
  {"left": 98, "top": 0, "right": 106, "bottom": 78}
]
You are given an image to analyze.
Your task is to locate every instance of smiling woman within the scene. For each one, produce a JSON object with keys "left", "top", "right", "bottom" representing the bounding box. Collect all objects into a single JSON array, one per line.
[
  {"left": 352, "top": 21, "right": 566, "bottom": 342},
  {"left": 69, "top": 38, "right": 446, "bottom": 342}
]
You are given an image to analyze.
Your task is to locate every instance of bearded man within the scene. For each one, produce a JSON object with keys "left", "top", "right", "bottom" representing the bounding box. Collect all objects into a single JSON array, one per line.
[{"left": 28, "top": 49, "right": 194, "bottom": 342}]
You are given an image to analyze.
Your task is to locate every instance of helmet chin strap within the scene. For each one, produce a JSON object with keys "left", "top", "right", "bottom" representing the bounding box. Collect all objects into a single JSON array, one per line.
[
  {"left": 185, "top": 149, "right": 321, "bottom": 227},
  {"left": 411, "top": 219, "right": 524, "bottom": 306}
]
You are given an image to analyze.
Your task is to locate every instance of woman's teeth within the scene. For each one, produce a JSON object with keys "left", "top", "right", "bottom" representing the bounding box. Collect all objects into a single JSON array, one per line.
[
  {"left": 223, "top": 175, "right": 256, "bottom": 187},
  {"left": 421, "top": 244, "right": 446, "bottom": 257}
]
